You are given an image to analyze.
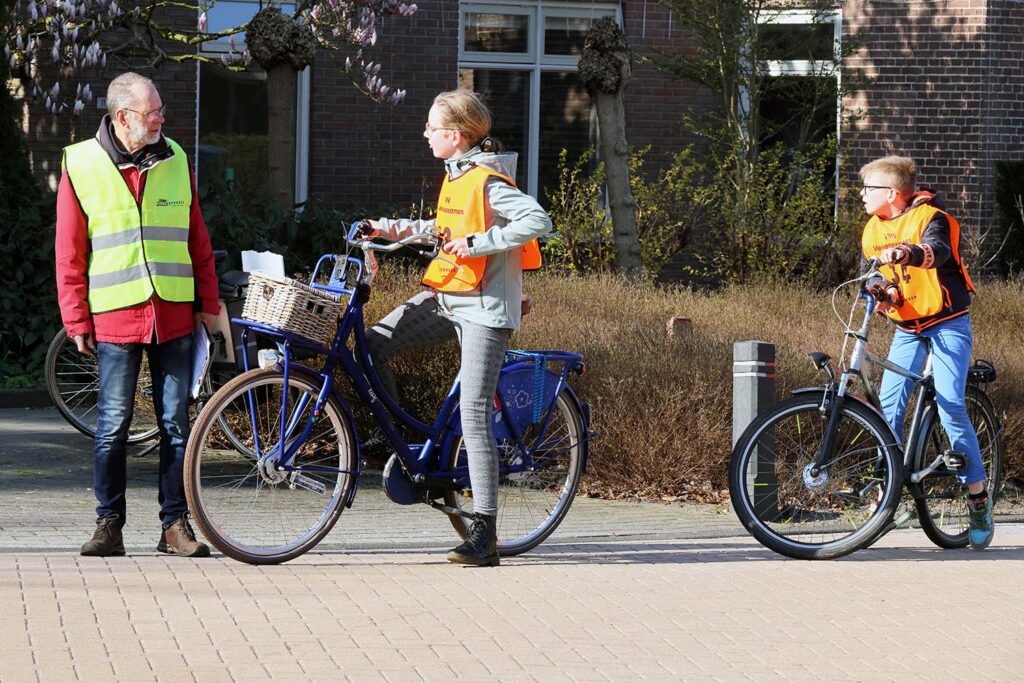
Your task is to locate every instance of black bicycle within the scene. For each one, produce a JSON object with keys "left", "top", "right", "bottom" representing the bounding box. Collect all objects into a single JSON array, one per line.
[{"left": 729, "top": 261, "right": 1002, "bottom": 560}]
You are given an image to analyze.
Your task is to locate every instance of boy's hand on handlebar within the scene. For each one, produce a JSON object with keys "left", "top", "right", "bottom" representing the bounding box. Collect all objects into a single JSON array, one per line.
[
  {"left": 879, "top": 246, "right": 910, "bottom": 265},
  {"left": 866, "top": 282, "right": 903, "bottom": 311},
  {"left": 442, "top": 237, "right": 472, "bottom": 259}
]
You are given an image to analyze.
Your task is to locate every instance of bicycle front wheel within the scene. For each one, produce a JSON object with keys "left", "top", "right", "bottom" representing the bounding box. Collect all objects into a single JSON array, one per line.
[
  {"left": 914, "top": 386, "right": 1003, "bottom": 549},
  {"left": 729, "top": 394, "right": 902, "bottom": 560},
  {"left": 184, "top": 367, "right": 358, "bottom": 564},
  {"left": 45, "top": 329, "right": 160, "bottom": 443},
  {"left": 443, "top": 391, "right": 586, "bottom": 556}
]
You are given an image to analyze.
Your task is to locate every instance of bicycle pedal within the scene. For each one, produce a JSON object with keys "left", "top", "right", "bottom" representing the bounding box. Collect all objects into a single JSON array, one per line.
[{"left": 941, "top": 450, "right": 967, "bottom": 470}]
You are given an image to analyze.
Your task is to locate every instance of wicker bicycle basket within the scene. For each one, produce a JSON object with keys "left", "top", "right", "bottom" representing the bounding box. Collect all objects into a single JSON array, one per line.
[{"left": 241, "top": 271, "right": 343, "bottom": 347}]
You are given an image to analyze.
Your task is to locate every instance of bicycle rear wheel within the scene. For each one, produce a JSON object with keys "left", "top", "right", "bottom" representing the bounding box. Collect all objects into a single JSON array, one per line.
[
  {"left": 443, "top": 391, "right": 585, "bottom": 556},
  {"left": 184, "top": 367, "right": 358, "bottom": 564},
  {"left": 914, "top": 386, "right": 1003, "bottom": 549},
  {"left": 729, "top": 394, "right": 902, "bottom": 560},
  {"left": 45, "top": 328, "right": 160, "bottom": 443}
]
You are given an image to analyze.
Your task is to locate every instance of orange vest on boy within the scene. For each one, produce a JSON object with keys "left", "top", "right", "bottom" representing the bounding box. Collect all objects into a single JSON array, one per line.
[
  {"left": 422, "top": 166, "right": 541, "bottom": 293},
  {"left": 861, "top": 203, "right": 975, "bottom": 327}
]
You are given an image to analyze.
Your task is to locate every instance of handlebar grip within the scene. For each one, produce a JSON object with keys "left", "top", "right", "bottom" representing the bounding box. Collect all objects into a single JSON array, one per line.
[{"left": 347, "top": 220, "right": 372, "bottom": 245}]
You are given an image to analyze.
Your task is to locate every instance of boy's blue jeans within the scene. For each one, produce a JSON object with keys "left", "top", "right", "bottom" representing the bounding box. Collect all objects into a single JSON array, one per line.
[
  {"left": 878, "top": 314, "right": 985, "bottom": 485},
  {"left": 93, "top": 335, "right": 193, "bottom": 527}
]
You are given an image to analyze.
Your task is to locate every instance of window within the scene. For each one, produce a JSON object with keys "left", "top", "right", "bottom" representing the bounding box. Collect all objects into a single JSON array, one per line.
[
  {"left": 755, "top": 10, "right": 841, "bottom": 150},
  {"left": 196, "top": 1, "right": 310, "bottom": 207},
  {"left": 459, "top": 2, "right": 619, "bottom": 205}
]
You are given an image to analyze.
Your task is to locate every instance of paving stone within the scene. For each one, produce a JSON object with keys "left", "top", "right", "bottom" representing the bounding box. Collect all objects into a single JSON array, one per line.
[{"left": 4, "top": 408, "right": 1024, "bottom": 681}]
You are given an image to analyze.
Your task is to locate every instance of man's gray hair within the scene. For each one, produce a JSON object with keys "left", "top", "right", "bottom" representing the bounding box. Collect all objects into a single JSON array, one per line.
[{"left": 106, "top": 72, "right": 156, "bottom": 118}]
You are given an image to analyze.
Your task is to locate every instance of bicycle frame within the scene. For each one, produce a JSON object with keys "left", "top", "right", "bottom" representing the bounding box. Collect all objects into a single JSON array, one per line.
[
  {"left": 809, "top": 288, "right": 937, "bottom": 480},
  {"left": 231, "top": 250, "right": 585, "bottom": 496}
]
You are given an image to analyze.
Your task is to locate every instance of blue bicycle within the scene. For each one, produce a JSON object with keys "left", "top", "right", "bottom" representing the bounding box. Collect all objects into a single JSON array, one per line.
[{"left": 183, "top": 223, "right": 593, "bottom": 564}]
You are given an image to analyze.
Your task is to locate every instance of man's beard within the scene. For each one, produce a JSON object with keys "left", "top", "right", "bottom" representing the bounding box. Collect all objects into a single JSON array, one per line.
[{"left": 128, "top": 117, "right": 160, "bottom": 148}]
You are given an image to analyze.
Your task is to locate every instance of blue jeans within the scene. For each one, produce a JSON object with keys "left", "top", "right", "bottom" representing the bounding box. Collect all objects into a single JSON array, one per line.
[
  {"left": 878, "top": 315, "right": 985, "bottom": 484},
  {"left": 94, "top": 334, "right": 193, "bottom": 527}
]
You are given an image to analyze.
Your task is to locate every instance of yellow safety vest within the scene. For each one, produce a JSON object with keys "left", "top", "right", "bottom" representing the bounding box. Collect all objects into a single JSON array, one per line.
[
  {"left": 422, "top": 166, "right": 541, "bottom": 293},
  {"left": 63, "top": 137, "right": 194, "bottom": 313},
  {"left": 861, "top": 203, "right": 975, "bottom": 324}
]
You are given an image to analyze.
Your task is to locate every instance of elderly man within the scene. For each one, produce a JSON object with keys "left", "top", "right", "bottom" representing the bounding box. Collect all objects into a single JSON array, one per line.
[{"left": 55, "top": 72, "right": 219, "bottom": 557}]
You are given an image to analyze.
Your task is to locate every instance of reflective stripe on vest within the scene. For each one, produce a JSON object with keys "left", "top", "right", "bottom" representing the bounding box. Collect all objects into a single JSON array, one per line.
[
  {"left": 63, "top": 137, "right": 194, "bottom": 313},
  {"left": 422, "top": 166, "right": 542, "bottom": 292},
  {"left": 861, "top": 203, "right": 975, "bottom": 323}
]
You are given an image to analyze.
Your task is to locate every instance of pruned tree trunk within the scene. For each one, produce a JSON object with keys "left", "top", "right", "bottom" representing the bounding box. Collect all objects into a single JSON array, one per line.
[
  {"left": 579, "top": 16, "right": 643, "bottom": 279},
  {"left": 265, "top": 64, "right": 296, "bottom": 209},
  {"left": 246, "top": 7, "right": 316, "bottom": 211}
]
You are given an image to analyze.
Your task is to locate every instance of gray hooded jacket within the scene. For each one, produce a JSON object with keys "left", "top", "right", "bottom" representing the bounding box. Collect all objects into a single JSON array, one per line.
[{"left": 376, "top": 147, "right": 552, "bottom": 330}]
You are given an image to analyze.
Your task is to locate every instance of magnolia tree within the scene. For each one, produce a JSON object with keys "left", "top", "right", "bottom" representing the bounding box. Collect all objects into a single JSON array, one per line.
[{"left": 4, "top": 0, "right": 416, "bottom": 205}]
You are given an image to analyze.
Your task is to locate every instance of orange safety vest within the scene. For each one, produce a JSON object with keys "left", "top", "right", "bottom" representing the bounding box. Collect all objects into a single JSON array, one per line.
[
  {"left": 422, "top": 165, "right": 541, "bottom": 292},
  {"left": 861, "top": 203, "right": 975, "bottom": 325}
]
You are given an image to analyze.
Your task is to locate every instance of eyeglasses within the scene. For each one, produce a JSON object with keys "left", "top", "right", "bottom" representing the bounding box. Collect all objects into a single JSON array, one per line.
[
  {"left": 424, "top": 122, "right": 455, "bottom": 135},
  {"left": 860, "top": 185, "right": 891, "bottom": 195},
  {"left": 124, "top": 105, "right": 167, "bottom": 121}
]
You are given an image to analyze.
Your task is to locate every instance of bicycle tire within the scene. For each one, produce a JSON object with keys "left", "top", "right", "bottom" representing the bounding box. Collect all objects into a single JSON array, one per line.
[
  {"left": 200, "top": 367, "right": 254, "bottom": 458},
  {"left": 914, "top": 386, "right": 1003, "bottom": 549},
  {"left": 729, "top": 393, "right": 902, "bottom": 560},
  {"left": 45, "top": 328, "right": 160, "bottom": 444},
  {"left": 442, "top": 390, "right": 585, "bottom": 556},
  {"left": 184, "top": 367, "right": 358, "bottom": 564}
]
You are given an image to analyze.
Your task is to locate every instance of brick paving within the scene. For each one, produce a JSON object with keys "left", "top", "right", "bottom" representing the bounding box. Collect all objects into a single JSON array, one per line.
[{"left": 2, "top": 408, "right": 1024, "bottom": 682}]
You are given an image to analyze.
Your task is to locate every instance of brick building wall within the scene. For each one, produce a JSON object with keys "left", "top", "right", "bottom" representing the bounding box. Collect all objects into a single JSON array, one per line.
[
  {"left": 841, "top": 0, "right": 1024, "bottom": 255},
  {"left": 308, "top": 0, "right": 707, "bottom": 211},
  {"left": 620, "top": 1, "right": 714, "bottom": 172},
  {"left": 307, "top": 2, "right": 460, "bottom": 210}
]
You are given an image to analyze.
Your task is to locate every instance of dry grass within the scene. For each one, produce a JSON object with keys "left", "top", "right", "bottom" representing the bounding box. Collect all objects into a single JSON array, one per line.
[{"left": 350, "top": 263, "right": 1024, "bottom": 502}]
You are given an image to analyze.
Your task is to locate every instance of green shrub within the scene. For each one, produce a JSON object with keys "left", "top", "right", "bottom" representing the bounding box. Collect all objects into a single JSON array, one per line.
[
  {"left": 543, "top": 147, "right": 698, "bottom": 277},
  {"left": 359, "top": 263, "right": 1023, "bottom": 500},
  {"left": 200, "top": 132, "right": 271, "bottom": 213}
]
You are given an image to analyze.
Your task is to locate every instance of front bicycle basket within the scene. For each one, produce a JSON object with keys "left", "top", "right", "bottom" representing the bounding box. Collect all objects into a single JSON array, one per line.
[{"left": 241, "top": 271, "right": 343, "bottom": 347}]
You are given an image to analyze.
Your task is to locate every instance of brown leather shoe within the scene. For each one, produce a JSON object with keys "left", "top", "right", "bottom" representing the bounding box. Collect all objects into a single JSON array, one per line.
[
  {"left": 157, "top": 516, "right": 210, "bottom": 557},
  {"left": 81, "top": 514, "right": 125, "bottom": 557}
]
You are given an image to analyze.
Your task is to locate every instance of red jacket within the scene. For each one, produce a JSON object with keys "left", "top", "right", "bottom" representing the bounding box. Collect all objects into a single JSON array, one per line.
[{"left": 55, "top": 127, "right": 220, "bottom": 344}]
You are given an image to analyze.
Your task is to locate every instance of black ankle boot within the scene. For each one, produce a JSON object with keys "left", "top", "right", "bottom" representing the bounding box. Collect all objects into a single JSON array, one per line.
[{"left": 447, "top": 514, "right": 499, "bottom": 567}]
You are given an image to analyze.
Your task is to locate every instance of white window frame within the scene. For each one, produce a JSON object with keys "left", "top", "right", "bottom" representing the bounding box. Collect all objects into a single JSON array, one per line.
[
  {"left": 756, "top": 9, "right": 841, "bottom": 78},
  {"left": 460, "top": 1, "right": 620, "bottom": 198},
  {"left": 194, "top": 1, "right": 309, "bottom": 205}
]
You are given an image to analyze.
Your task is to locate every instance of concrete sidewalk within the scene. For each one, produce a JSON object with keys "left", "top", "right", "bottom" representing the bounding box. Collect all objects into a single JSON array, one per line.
[{"left": 3, "top": 408, "right": 1024, "bottom": 681}]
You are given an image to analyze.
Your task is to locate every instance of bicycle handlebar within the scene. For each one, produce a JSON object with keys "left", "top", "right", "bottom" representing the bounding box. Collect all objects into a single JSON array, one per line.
[{"left": 346, "top": 221, "right": 442, "bottom": 258}]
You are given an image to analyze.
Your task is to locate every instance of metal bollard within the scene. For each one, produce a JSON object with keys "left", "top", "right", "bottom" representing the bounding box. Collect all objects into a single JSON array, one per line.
[{"left": 733, "top": 341, "right": 778, "bottom": 518}]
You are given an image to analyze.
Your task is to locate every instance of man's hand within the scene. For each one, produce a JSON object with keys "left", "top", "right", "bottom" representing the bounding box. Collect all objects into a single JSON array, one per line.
[
  {"left": 195, "top": 312, "right": 218, "bottom": 333},
  {"left": 73, "top": 333, "right": 96, "bottom": 355},
  {"left": 443, "top": 237, "right": 472, "bottom": 259}
]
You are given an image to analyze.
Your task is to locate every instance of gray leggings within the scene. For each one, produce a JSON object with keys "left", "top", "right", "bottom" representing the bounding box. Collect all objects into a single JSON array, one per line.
[{"left": 365, "top": 291, "right": 510, "bottom": 516}]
